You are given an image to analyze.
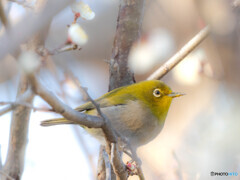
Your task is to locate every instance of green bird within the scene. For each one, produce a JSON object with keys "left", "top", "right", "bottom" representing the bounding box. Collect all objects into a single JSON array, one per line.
[{"left": 41, "top": 80, "right": 184, "bottom": 148}]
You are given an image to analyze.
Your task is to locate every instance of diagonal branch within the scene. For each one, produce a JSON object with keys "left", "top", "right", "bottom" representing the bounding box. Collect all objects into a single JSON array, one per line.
[
  {"left": 147, "top": 26, "right": 210, "bottom": 80},
  {"left": 28, "top": 73, "right": 129, "bottom": 179},
  {"left": 28, "top": 74, "right": 104, "bottom": 128}
]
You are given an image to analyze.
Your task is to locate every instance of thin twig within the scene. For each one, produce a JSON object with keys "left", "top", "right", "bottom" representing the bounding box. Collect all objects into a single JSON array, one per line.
[
  {"left": 0, "top": 101, "right": 54, "bottom": 112},
  {"left": 0, "top": 88, "right": 33, "bottom": 116},
  {"left": 147, "top": 26, "right": 210, "bottom": 80},
  {"left": 37, "top": 44, "right": 81, "bottom": 56},
  {"left": 103, "top": 148, "right": 112, "bottom": 180},
  {"left": 48, "top": 44, "right": 81, "bottom": 55}
]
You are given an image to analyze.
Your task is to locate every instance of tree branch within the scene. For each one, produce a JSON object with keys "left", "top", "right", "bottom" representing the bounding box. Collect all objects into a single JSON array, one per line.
[
  {"left": 97, "top": 146, "right": 112, "bottom": 180},
  {"left": 147, "top": 26, "right": 210, "bottom": 80},
  {"left": 0, "top": 0, "right": 9, "bottom": 28},
  {"left": 109, "top": 0, "right": 145, "bottom": 90},
  {"left": 51, "top": 72, "right": 129, "bottom": 179},
  {"left": 2, "top": 75, "right": 34, "bottom": 180},
  {"left": 0, "top": 88, "right": 33, "bottom": 116},
  {"left": 28, "top": 73, "right": 130, "bottom": 179},
  {"left": 0, "top": 101, "right": 54, "bottom": 112},
  {"left": 0, "top": 0, "right": 75, "bottom": 60},
  {"left": 28, "top": 74, "right": 104, "bottom": 128}
]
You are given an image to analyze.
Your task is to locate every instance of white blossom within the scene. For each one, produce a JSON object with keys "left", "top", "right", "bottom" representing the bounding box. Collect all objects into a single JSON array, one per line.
[
  {"left": 68, "top": 24, "right": 88, "bottom": 46},
  {"left": 18, "top": 51, "right": 40, "bottom": 74},
  {"left": 71, "top": 1, "right": 95, "bottom": 20}
]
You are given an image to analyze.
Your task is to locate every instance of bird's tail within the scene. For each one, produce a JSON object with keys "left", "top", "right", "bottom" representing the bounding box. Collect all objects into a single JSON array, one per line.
[{"left": 41, "top": 118, "right": 74, "bottom": 127}]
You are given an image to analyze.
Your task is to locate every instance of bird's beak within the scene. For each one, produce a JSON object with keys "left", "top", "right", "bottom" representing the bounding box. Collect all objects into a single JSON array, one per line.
[{"left": 167, "top": 92, "right": 185, "bottom": 98}]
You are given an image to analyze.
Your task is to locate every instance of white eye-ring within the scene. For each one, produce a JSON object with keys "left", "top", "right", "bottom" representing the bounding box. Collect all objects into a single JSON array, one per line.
[{"left": 153, "top": 88, "right": 161, "bottom": 97}]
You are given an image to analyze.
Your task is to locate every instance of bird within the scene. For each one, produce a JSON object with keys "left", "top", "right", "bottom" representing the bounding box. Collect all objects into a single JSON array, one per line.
[{"left": 41, "top": 80, "right": 184, "bottom": 149}]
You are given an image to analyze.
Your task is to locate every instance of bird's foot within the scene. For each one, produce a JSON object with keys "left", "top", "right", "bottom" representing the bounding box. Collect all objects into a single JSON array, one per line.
[{"left": 126, "top": 160, "right": 138, "bottom": 176}]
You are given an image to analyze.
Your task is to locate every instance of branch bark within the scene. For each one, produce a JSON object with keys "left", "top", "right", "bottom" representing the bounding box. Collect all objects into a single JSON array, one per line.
[
  {"left": 109, "top": 0, "right": 145, "bottom": 90},
  {"left": 0, "top": 0, "right": 9, "bottom": 28},
  {"left": 2, "top": 76, "right": 34, "bottom": 180},
  {"left": 29, "top": 74, "right": 104, "bottom": 128},
  {"left": 29, "top": 73, "right": 129, "bottom": 179},
  {"left": 147, "top": 26, "right": 210, "bottom": 80}
]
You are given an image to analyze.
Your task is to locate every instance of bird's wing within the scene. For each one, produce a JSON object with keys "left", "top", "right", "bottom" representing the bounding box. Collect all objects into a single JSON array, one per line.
[{"left": 75, "top": 86, "right": 137, "bottom": 112}]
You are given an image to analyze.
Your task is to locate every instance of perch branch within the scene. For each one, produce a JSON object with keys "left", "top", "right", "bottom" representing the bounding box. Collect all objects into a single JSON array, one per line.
[
  {"left": 28, "top": 73, "right": 129, "bottom": 179},
  {"left": 29, "top": 74, "right": 104, "bottom": 128},
  {"left": 147, "top": 26, "right": 210, "bottom": 80},
  {"left": 65, "top": 72, "right": 128, "bottom": 179}
]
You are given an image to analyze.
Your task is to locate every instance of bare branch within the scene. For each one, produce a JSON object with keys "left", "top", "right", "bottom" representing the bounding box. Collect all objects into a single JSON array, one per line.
[
  {"left": 97, "top": 146, "right": 112, "bottom": 180},
  {"left": 109, "top": 0, "right": 145, "bottom": 90},
  {"left": 37, "top": 44, "right": 81, "bottom": 57},
  {"left": 3, "top": 75, "right": 34, "bottom": 180},
  {"left": 111, "top": 143, "right": 128, "bottom": 180},
  {"left": 0, "top": 0, "right": 9, "bottom": 28},
  {"left": 0, "top": 101, "right": 54, "bottom": 112},
  {"left": 0, "top": 88, "right": 33, "bottom": 116},
  {"left": 0, "top": 0, "right": 75, "bottom": 60},
  {"left": 29, "top": 74, "right": 104, "bottom": 128},
  {"left": 67, "top": 72, "right": 129, "bottom": 179},
  {"left": 147, "top": 26, "right": 210, "bottom": 80},
  {"left": 97, "top": 146, "right": 106, "bottom": 180}
]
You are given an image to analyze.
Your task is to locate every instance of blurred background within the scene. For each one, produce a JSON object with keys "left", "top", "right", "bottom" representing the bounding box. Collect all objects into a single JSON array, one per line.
[{"left": 1, "top": 0, "right": 240, "bottom": 179}]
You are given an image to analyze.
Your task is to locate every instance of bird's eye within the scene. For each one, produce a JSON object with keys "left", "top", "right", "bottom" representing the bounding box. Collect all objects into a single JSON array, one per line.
[{"left": 153, "top": 88, "right": 161, "bottom": 97}]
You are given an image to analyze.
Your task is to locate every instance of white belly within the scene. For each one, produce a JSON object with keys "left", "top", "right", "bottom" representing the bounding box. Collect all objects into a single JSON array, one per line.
[{"left": 85, "top": 100, "right": 164, "bottom": 148}]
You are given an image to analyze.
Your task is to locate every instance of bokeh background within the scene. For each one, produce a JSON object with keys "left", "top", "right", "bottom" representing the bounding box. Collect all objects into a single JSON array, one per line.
[{"left": 1, "top": 0, "right": 240, "bottom": 179}]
